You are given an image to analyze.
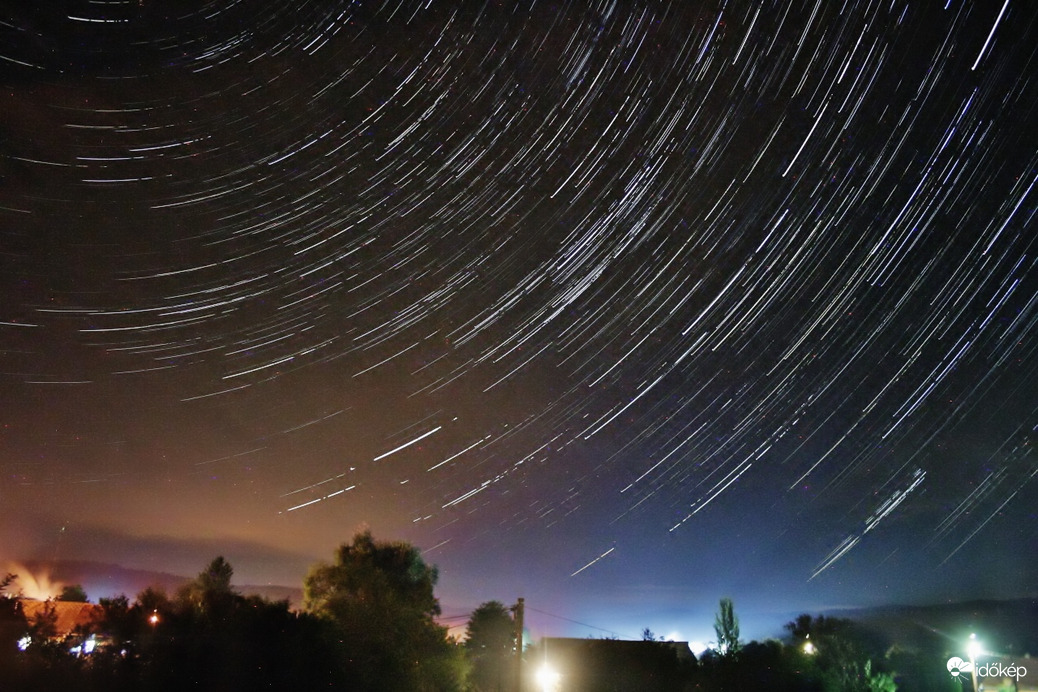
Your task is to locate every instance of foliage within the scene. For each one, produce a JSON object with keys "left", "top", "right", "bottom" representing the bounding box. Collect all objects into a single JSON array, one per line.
[
  {"left": 785, "top": 614, "right": 896, "bottom": 692},
  {"left": 176, "top": 556, "right": 235, "bottom": 616},
  {"left": 196, "top": 556, "right": 234, "bottom": 594},
  {"left": 697, "top": 639, "right": 824, "bottom": 691},
  {"left": 305, "top": 531, "right": 440, "bottom": 615},
  {"left": 57, "top": 584, "right": 89, "bottom": 602},
  {"left": 864, "top": 659, "right": 897, "bottom": 692},
  {"left": 464, "top": 600, "right": 515, "bottom": 691},
  {"left": 691, "top": 613, "right": 903, "bottom": 691},
  {"left": 136, "top": 586, "right": 172, "bottom": 615},
  {"left": 886, "top": 646, "right": 960, "bottom": 692},
  {"left": 97, "top": 594, "right": 132, "bottom": 645},
  {"left": 0, "top": 557, "right": 348, "bottom": 692},
  {"left": 0, "top": 552, "right": 914, "bottom": 692},
  {"left": 0, "top": 541, "right": 466, "bottom": 691},
  {"left": 0, "top": 573, "right": 27, "bottom": 668},
  {"left": 642, "top": 627, "right": 664, "bottom": 642},
  {"left": 135, "top": 592, "right": 342, "bottom": 692},
  {"left": 28, "top": 600, "right": 59, "bottom": 639},
  {"left": 713, "top": 597, "right": 741, "bottom": 656},
  {"left": 305, "top": 530, "right": 467, "bottom": 691}
]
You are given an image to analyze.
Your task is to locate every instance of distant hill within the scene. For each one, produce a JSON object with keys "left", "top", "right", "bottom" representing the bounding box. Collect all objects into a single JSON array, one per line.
[
  {"left": 6, "top": 559, "right": 304, "bottom": 608},
  {"left": 823, "top": 598, "right": 1038, "bottom": 657}
]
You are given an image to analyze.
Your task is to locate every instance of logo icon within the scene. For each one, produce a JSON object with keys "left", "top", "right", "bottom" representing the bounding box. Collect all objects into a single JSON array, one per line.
[{"left": 947, "top": 657, "right": 974, "bottom": 678}]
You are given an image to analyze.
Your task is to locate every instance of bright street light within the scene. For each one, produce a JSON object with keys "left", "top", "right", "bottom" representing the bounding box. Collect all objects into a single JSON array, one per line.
[
  {"left": 967, "top": 632, "right": 982, "bottom": 659},
  {"left": 967, "top": 633, "right": 981, "bottom": 692},
  {"left": 535, "top": 664, "right": 561, "bottom": 692}
]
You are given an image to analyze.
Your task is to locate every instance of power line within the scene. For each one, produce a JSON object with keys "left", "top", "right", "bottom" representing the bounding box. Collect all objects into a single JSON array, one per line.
[
  {"left": 524, "top": 605, "right": 638, "bottom": 640},
  {"left": 440, "top": 604, "right": 639, "bottom": 641},
  {"left": 437, "top": 613, "right": 473, "bottom": 622}
]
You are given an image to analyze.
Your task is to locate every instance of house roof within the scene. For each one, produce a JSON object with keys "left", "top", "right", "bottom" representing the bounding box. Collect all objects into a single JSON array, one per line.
[
  {"left": 541, "top": 637, "right": 698, "bottom": 663},
  {"left": 18, "top": 599, "right": 102, "bottom": 638},
  {"left": 537, "top": 636, "right": 698, "bottom": 692}
]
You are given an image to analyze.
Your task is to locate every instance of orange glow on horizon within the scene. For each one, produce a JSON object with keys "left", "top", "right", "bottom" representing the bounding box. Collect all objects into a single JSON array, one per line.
[{"left": 3, "top": 562, "right": 64, "bottom": 601}]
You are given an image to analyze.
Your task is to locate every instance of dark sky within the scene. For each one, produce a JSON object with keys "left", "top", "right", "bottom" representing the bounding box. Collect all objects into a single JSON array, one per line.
[{"left": 2, "top": 0, "right": 1036, "bottom": 643}]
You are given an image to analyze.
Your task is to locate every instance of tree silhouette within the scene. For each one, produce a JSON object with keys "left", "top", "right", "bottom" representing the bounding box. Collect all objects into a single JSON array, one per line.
[
  {"left": 713, "top": 597, "right": 741, "bottom": 656},
  {"left": 784, "top": 614, "right": 896, "bottom": 692},
  {"left": 86, "top": 559, "right": 345, "bottom": 692},
  {"left": 177, "top": 556, "right": 235, "bottom": 617},
  {"left": 464, "top": 601, "right": 515, "bottom": 691},
  {"left": 57, "top": 584, "right": 88, "bottom": 602},
  {"left": 0, "top": 573, "right": 27, "bottom": 668},
  {"left": 304, "top": 530, "right": 466, "bottom": 691}
]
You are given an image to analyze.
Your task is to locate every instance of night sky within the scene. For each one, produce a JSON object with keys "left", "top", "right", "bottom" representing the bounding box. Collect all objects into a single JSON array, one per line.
[{"left": 2, "top": 0, "right": 1037, "bottom": 643}]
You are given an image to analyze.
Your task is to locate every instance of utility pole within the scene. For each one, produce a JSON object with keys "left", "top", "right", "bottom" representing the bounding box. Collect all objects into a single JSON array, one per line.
[{"left": 513, "top": 597, "right": 524, "bottom": 692}]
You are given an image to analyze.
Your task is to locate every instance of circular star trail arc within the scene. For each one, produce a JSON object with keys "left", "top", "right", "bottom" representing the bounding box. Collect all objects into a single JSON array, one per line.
[{"left": 1, "top": 0, "right": 1036, "bottom": 599}]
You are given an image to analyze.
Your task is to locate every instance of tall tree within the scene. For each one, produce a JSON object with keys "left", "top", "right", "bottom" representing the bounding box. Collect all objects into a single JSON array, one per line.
[
  {"left": 713, "top": 597, "right": 741, "bottom": 657},
  {"left": 464, "top": 601, "right": 515, "bottom": 692},
  {"left": 196, "top": 556, "right": 233, "bottom": 594},
  {"left": 304, "top": 531, "right": 466, "bottom": 691},
  {"left": 177, "top": 556, "right": 235, "bottom": 616}
]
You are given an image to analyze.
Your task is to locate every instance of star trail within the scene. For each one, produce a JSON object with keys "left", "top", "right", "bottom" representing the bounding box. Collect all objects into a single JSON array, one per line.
[{"left": 1, "top": 0, "right": 1036, "bottom": 635}]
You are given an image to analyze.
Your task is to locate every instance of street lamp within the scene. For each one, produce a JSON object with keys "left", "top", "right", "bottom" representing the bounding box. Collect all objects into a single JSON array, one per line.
[
  {"left": 535, "top": 664, "right": 561, "bottom": 692},
  {"left": 967, "top": 633, "right": 981, "bottom": 692}
]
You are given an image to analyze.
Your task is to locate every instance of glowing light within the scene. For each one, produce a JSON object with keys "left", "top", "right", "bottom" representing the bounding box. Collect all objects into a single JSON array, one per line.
[
  {"left": 536, "top": 664, "right": 561, "bottom": 692},
  {"left": 3, "top": 562, "right": 63, "bottom": 600},
  {"left": 967, "top": 632, "right": 982, "bottom": 659},
  {"left": 967, "top": 633, "right": 982, "bottom": 692}
]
